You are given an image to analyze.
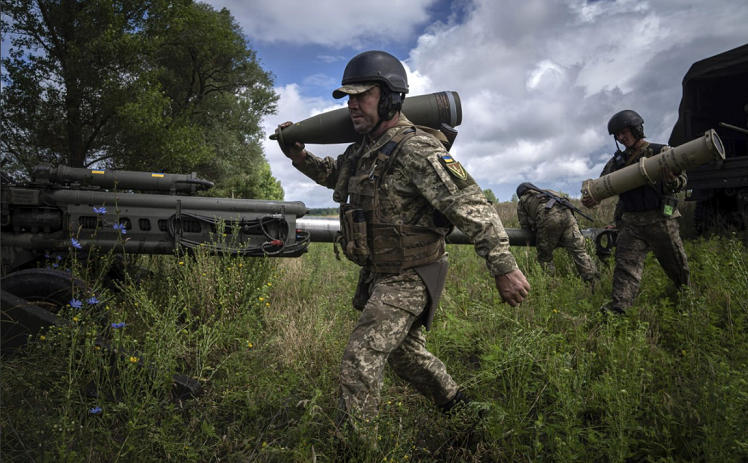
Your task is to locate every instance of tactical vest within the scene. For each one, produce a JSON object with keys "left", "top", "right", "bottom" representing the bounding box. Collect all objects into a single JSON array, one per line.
[
  {"left": 616, "top": 143, "right": 665, "bottom": 213},
  {"left": 334, "top": 126, "right": 447, "bottom": 274}
]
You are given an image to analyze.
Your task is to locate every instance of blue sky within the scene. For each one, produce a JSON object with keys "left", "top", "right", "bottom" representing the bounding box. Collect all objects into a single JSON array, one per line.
[{"left": 206, "top": 0, "right": 746, "bottom": 209}]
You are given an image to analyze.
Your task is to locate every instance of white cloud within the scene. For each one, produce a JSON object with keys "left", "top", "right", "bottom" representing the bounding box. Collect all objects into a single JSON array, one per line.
[
  {"left": 204, "top": 0, "right": 438, "bottom": 46},
  {"left": 205, "top": 0, "right": 748, "bottom": 206}
]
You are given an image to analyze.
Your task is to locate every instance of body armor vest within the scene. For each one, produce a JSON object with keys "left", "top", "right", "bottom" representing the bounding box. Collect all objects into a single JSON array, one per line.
[
  {"left": 334, "top": 126, "right": 446, "bottom": 274},
  {"left": 616, "top": 143, "right": 665, "bottom": 213}
]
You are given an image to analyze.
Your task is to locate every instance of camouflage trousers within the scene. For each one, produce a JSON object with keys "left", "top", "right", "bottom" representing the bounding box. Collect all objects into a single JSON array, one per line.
[
  {"left": 536, "top": 208, "right": 599, "bottom": 282},
  {"left": 611, "top": 218, "right": 690, "bottom": 312},
  {"left": 338, "top": 267, "right": 459, "bottom": 427}
]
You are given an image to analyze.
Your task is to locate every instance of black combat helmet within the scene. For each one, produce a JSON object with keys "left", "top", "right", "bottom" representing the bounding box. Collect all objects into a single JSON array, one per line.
[
  {"left": 516, "top": 182, "right": 533, "bottom": 197},
  {"left": 608, "top": 110, "right": 645, "bottom": 139},
  {"left": 333, "top": 50, "right": 408, "bottom": 121},
  {"left": 339, "top": 50, "right": 409, "bottom": 94}
]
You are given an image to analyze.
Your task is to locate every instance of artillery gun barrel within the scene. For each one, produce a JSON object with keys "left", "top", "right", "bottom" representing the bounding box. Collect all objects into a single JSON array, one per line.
[
  {"left": 296, "top": 217, "right": 618, "bottom": 259},
  {"left": 270, "top": 91, "right": 462, "bottom": 147},
  {"left": 31, "top": 164, "right": 215, "bottom": 194},
  {"left": 297, "top": 217, "right": 536, "bottom": 245},
  {"left": 582, "top": 129, "right": 725, "bottom": 203}
]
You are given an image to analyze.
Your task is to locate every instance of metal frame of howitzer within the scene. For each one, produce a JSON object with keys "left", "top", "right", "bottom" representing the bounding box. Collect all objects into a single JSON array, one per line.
[{"left": 1, "top": 163, "right": 313, "bottom": 399}]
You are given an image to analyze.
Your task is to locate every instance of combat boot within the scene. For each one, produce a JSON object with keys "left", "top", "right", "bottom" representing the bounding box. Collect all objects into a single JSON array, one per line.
[{"left": 439, "top": 390, "right": 489, "bottom": 420}]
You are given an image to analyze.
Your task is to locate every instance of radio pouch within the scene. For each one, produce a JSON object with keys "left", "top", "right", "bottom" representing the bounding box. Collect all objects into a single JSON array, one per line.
[{"left": 660, "top": 194, "right": 679, "bottom": 218}]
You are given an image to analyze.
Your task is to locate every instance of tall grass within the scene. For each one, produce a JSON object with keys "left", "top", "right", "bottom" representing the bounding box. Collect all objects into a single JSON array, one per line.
[{"left": 2, "top": 211, "right": 746, "bottom": 462}]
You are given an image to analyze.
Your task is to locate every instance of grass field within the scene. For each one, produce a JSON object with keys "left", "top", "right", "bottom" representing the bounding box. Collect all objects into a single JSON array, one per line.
[{"left": 2, "top": 198, "right": 747, "bottom": 462}]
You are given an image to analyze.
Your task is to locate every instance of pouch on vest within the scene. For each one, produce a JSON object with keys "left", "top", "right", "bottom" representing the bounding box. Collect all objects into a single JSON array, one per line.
[
  {"left": 352, "top": 267, "right": 374, "bottom": 311},
  {"left": 335, "top": 204, "right": 370, "bottom": 266},
  {"left": 660, "top": 194, "right": 679, "bottom": 218}
]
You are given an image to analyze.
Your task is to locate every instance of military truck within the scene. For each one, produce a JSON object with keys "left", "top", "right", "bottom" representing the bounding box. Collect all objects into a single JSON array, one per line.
[{"left": 668, "top": 43, "right": 748, "bottom": 233}]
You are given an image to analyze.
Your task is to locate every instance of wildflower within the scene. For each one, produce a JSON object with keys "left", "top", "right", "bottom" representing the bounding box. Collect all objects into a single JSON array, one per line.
[
  {"left": 259, "top": 297, "right": 264, "bottom": 302},
  {"left": 73, "top": 316, "right": 79, "bottom": 322},
  {"left": 57, "top": 255, "right": 62, "bottom": 260},
  {"left": 70, "top": 299, "right": 82, "bottom": 309},
  {"left": 93, "top": 206, "right": 107, "bottom": 214},
  {"left": 266, "top": 303, "right": 269, "bottom": 307},
  {"left": 86, "top": 296, "right": 100, "bottom": 305},
  {"left": 129, "top": 356, "right": 139, "bottom": 363},
  {"left": 179, "top": 261, "right": 185, "bottom": 266},
  {"left": 113, "top": 223, "right": 127, "bottom": 234},
  {"left": 247, "top": 341, "right": 254, "bottom": 349},
  {"left": 267, "top": 282, "right": 272, "bottom": 286},
  {"left": 71, "top": 238, "right": 82, "bottom": 249},
  {"left": 40, "top": 335, "right": 46, "bottom": 341},
  {"left": 89, "top": 406, "right": 102, "bottom": 415},
  {"left": 111, "top": 322, "right": 126, "bottom": 329},
  {"left": 95, "top": 346, "right": 101, "bottom": 351}
]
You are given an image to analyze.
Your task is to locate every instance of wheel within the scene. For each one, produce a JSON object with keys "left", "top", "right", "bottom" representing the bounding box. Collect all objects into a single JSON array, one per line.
[{"left": 1, "top": 268, "right": 90, "bottom": 352}]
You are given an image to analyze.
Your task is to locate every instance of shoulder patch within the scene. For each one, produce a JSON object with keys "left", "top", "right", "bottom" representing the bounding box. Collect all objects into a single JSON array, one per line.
[{"left": 439, "top": 153, "right": 468, "bottom": 180}]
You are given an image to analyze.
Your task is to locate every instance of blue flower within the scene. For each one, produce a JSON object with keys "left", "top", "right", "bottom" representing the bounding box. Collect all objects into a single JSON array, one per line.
[
  {"left": 56, "top": 255, "right": 62, "bottom": 261},
  {"left": 53, "top": 263, "right": 59, "bottom": 268},
  {"left": 71, "top": 238, "right": 82, "bottom": 249},
  {"left": 113, "top": 223, "right": 127, "bottom": 234},
  {"left": 89, "top": 406, "right": 102, "bottom": 414},
  {"left": 93, "top": 206, "right": 107, "bottom": 214},
  {"left": 111, "top": 322, "right": 126, "bottom": 329},
  {"left": 70, "top": 298, "right": 82, "bottom": 309},
  {"left": 86, "top": 296, "right": 100, "bottom": 305}
]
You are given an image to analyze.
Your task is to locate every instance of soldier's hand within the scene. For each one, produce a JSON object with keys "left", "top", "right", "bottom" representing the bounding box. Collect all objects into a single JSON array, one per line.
[
  {"left": 581, "top": 195, "right": 598, "bottom": 208},
  {"left": 495, "top": 270, "right": 531, "bottom": 307},
  {"left": 660, "top": 166, "right": 677, "bottom": 185},
  {"left": 275, "top": 122, "right": 307, "bottom": 163}
]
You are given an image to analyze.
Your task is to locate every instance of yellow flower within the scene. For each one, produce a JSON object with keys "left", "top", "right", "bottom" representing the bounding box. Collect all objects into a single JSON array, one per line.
[
  {"left": 259, "top": 297, "right": 264, "bottom": 302},
  {"left": 179, "top": 261, "right": 185, "bottom": 266},
  {"left": 95, "top": 346, "right": 101, "bottom": 351},
  {"left": 238, "top": 264, "right": 243, "bottom": 268},
  {"left": 40, "top": 335, "right": 46, "bottom": 341},
  {"left": 73, "top": 316, "right": 79, "bottom": 322},
  {"left": 247, "top": 341, "right": 254, "bottom": 349},
  {"left": 267, "top": 282, "right": 272, "bottom": 286},
  {"left": 129, "top": 356, "right": 139, "bottom": 363},
  {"left": 265, "top": 303, "right": 270, "bottom": 307}
]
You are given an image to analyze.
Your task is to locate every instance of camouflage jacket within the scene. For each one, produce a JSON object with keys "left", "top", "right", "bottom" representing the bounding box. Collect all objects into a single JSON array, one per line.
[
  {"left": 293, "top": 114, "right": 518, "bottom": 277},
  {"left": 517, "top": 188, "right": 570, "bottom": 231},
  {"left": 599, "top": 141, "right": 687, "bottom": 227}
]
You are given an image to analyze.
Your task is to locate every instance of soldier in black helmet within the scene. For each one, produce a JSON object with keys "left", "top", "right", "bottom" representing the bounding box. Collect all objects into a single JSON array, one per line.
[
  {"left": 276, "top": 50, "right": 530, "bottom": 433},
  {"left": 582, "top": 110, "right": 690, "bottom": 315},
  {"left": 516, "top": 183, "right": 598, "bottom": 282}
]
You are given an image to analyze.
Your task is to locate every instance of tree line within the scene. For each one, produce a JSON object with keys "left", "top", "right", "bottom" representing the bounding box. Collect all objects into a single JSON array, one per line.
[{"left": 1, "top": 0, "right": 282, "bottom": 200}]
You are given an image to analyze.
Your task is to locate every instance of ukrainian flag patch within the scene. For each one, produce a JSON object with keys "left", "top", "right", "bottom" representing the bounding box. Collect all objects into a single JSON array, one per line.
[{"left": 440, "top": 154, "right": 467, "bottom": 180}]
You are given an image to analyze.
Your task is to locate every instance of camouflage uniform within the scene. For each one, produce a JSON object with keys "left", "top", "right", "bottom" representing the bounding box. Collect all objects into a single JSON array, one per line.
[
  {"left": 517, "top": 189, "right": 598, "bottom": 281},
  {"left": 294, "top": 114, "right": 518, "bottom": 423},
  {"left": 599, "top": 142, "right": 691, "bottom": 313}
]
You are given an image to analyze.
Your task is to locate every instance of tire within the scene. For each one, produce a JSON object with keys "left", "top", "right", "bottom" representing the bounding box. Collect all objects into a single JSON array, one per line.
[{"left": 1, "top": 269, "right": 90, "bottom": 351}]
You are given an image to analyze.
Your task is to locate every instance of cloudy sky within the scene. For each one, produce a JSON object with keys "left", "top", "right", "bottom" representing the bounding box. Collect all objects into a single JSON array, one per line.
[{"left": 202, "top": 0, "right": 748, "bottom": 208}]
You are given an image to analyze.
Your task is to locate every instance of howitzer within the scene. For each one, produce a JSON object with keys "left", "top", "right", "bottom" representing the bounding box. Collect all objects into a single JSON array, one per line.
[
  {"left": 1, "top": 163, "right": 311, "bottom": 274},
  {"left": 1, "top": 163, "right": 312, "bottom": 398}
]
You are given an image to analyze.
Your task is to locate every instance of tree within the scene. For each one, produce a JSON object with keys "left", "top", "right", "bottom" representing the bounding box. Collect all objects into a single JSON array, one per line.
[
  {"left": 1, "top": 0, "right": 282, "bottom": 199},
  {"left": 483, "top": 188, "right": 497, "bottom": 204}
]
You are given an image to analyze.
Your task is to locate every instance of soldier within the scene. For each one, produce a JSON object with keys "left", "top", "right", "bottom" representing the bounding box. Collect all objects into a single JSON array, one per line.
[
  {"left": 516, "top": 183, "right": 598, "bottom": 282},
  {"left": 276, "top": 50, "right": 530, "bottom": 431},
  {"left": 582, "top": 110, "right": 690, "bottom": 315}
]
